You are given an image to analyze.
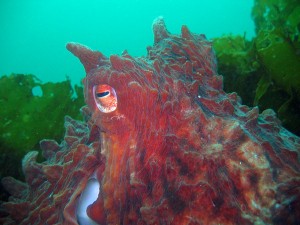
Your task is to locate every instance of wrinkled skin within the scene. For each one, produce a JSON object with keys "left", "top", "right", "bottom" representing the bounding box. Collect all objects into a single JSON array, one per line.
[{"left": 1, "top": 18, "right": 300, "bottom": 225}]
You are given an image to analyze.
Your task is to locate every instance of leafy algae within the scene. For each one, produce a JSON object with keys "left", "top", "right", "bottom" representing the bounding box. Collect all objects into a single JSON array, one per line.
[
  {"left": 0, "top": 74, "right": 84, "bottom": 200},
  {"left": 213, "top": 0, "right": 300, "bottom": 136}
]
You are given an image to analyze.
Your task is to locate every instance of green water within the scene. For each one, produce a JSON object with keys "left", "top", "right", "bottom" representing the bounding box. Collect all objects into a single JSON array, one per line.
[{"left": 0, "top": 0, "right": 254, "bottom": 85}]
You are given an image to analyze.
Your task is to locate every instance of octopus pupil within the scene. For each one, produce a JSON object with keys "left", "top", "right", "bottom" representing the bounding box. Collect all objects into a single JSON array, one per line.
[{"left": 96, "top": 91, "right": 110, "bottom": 98}]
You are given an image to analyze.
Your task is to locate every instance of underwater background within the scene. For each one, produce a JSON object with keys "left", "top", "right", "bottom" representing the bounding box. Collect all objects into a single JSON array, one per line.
[
  {"left": 0, "top": 0, "right": 255, "bottom": 84},
  {"left": 0, "top": 0, "right": 300, "bottom": 203}
]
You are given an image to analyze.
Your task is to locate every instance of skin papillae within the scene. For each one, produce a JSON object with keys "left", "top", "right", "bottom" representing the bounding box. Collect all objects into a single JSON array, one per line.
[{"left": 1, "top": 18, "right": 300, "bottom": 225}]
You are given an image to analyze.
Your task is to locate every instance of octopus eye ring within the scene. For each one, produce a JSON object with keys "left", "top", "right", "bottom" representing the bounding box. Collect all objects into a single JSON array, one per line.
[{"left": 93, "top": 84, "right": 117, "bottom": 113}]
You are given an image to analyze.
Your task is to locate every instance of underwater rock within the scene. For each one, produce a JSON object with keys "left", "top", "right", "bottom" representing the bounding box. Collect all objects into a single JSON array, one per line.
[{"left": 1, "top": 18, "right": 300, "bottom": 225}]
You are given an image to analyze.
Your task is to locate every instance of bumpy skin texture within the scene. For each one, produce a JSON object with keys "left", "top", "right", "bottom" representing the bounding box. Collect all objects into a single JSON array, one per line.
[{"left": 1, "top": 18, "right": 300, "bottom": 225}]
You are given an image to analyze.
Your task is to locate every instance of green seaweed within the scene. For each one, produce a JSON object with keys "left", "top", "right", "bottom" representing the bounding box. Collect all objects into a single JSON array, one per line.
[
  {"left": 0, "top": 74, "right": 84, "bottom": 154},
  {"left": 254, "top": 74, "right": 271, "bottom": 105},
  {"left": 212, "top": 35, "right": 260, "bottom": 105},
  {"left": 0, "top": 74, "right": 84, "bottom": 199},
  {"left": 213, "top": 0, "right": 300, "bottom": 136},
  {"left": 255, "top": 29, "right": 300, "bottom": 95}
]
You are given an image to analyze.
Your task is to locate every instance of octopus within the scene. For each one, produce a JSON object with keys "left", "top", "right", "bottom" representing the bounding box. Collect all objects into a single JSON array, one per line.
[{"left": 1, "top": 18, "right": 300, "bottom": 225}]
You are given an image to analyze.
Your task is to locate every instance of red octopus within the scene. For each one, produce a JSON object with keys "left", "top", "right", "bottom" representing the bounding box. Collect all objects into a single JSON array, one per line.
[{"left": 1, "top": 18, "right": 300, "bottom": 225}]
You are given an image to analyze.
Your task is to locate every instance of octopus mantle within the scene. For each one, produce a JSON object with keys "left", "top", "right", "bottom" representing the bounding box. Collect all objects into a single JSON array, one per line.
[{"left": 1, "top": 18, "right": 300, "bottom": 225}]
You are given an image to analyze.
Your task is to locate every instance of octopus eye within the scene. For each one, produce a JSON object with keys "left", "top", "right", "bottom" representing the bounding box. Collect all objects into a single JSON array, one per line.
[{"left": 93, "top": 84, "right": 117, "bottom": 113}]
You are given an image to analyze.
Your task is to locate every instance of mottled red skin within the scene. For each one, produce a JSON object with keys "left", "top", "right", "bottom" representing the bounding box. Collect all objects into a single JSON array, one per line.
[{"left": 1, "top": 18, "right": 300, "bottom": 225}]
